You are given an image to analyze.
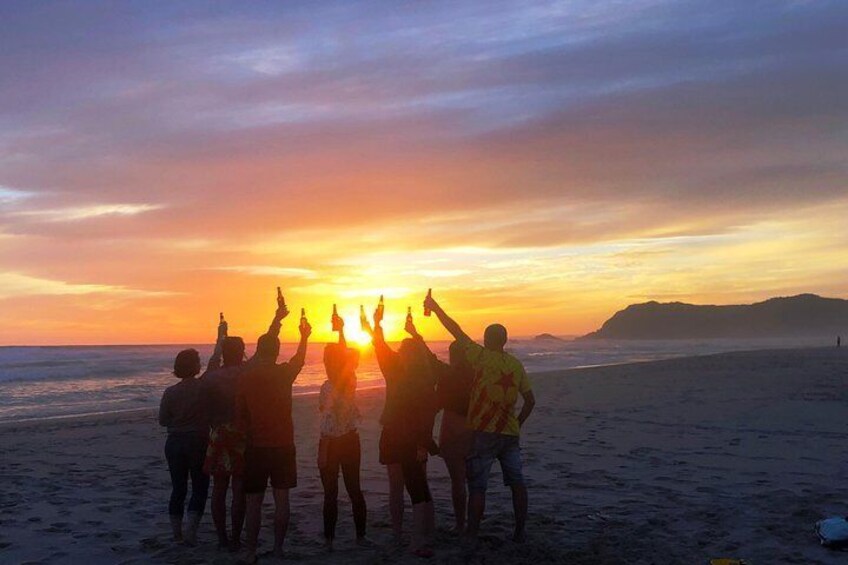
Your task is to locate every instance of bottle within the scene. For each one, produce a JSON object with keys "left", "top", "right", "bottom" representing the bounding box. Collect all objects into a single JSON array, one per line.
[
  {"left": 300, "top": 308, "right": 308, "bottom": 331},
  {"left": 424, "top": 288, "right": 432, "bottom": 317},
  {"left": 332, "top": 304, "right": 342, "bottom": 331},
  {"left": 377, "top": 294, "right": 385, "bottom": 319},
  {"left": 220, "top": 312, "right": 224, "bottom": 323},
  {"left": 277, "top": 286, "right": 285, "bottom": 308},
  {"left": 360, "top": 304, "right": 368, "bottom": 330},
  {"left": 406, "top": 306, "right": 413, "bottom": 324}
]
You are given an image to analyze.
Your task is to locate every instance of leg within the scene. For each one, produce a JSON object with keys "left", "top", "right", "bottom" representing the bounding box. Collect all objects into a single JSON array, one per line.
[
  {"left": 319, "top": 439, "right": 341, "bottom": 545},
  {"left": 467, "top": 491, "right": 486, "bottom": 539},
  {"left": 340, "top": 433, "right": 367, "bottom": 541},
  {"left": 386, "top": 463, "right": 405, "bottom": 542},
  {"left": 230, "top": 475, "right": 246, "bottom": 550},
  {"left": 444, "top": 455, "right": 467, "bottom": 532},
  {"left": 499, "top": 435, "right": 527, "bottom": 542},
  {"left": 271, "top": 488, "right": 290, "bottom": 556},
  {"left": 185, "top": 435, "right": 210, "bottom": 546},
  {"left": 403, "top": 458, "right": 434, "bottom": 556},
  {"left": 211, "top": 473, "right": 230, "bottom": 547},
  {"left": 465, "top": 432, "right": 496, "bottom": 540},
  {"left": 244, "top": 492, "right": 264, "bottom": 562},
  {"left": 269, "top": 445, "right": 296, "bottom": 557},
  {"left": 242, "top": 446, "right": 267, "bottom": 563},
  {"left": 511, "top": 485, "right": 528, "bottom": 542},
  {"left": 165, "top": 436, "right": 188, "bottom": 541}
]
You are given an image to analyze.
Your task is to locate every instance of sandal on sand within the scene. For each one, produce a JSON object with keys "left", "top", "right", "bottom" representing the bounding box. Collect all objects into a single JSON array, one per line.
[{"left": 413, "top": 548, "right": 434, "bottom": 558}]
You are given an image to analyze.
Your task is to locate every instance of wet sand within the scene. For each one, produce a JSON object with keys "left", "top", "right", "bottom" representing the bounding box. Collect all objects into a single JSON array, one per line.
[{"left": 1, "top": 347, "right": 847, "bottom": 564}]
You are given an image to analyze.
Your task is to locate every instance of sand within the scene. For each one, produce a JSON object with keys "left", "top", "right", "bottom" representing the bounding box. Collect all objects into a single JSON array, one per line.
[{"left": 1, "top": 347, "right": 847, "bottom": 564}]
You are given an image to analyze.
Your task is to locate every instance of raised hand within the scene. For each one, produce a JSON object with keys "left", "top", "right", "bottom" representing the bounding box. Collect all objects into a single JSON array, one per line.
[
  {"left": 218, "top": 313, "right": 228, "bottom": 339},
  {"left": 299, "top": 318, "right": 312, "bottom": 340},
  {"left": 423, "top": 290, "right": 438, "bottom": 314},
  {"left": 405, "top": 315, "right": 418, "bottom": 337}
]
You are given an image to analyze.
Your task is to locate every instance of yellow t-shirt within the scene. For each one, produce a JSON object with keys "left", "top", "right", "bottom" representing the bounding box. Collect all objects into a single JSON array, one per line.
[{"left": 465, "top": 341, "right": 531, "bottom": 436}]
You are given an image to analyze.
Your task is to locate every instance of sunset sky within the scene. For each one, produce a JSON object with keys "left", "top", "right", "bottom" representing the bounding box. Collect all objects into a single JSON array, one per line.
[{"left": 1, "top": 1, "right": 847, "bottom": 345}]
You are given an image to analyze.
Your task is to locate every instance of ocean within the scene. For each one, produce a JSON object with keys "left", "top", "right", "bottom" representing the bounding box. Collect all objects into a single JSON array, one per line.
[{"left": 0, "top": 337, "right": 827, "bottom": 423}]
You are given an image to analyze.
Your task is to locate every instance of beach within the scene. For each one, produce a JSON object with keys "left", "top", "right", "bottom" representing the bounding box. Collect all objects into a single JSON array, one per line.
[{"left": 1, "top": 346, "right": 847, "bottom": 564}]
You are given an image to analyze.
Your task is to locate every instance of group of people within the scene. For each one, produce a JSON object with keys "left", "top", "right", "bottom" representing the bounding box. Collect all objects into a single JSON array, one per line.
[{"left": 158, "top": 289, "right": 535, "bottom": 562}]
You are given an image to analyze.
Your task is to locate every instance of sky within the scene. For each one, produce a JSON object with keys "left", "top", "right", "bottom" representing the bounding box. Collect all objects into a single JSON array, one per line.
[{"left": 0, "top": 0, "right": 847, "bottom": 345}]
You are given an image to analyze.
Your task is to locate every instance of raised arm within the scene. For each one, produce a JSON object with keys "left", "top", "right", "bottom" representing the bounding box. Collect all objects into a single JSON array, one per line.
[
  {"left": 423, "top": 292, "right": 470, "bottom": 342},
  {"left": 205, "top": 314, "right": 228, "bottom": 372},
  {"left": 247, "top": 293, "right": 289, "bottom": 363},
  {"left": 406, "top": 315, "right": 447, "bottom": 370},
  {"left": 287, "top": 316, "right": 311, "bottom": 376}
]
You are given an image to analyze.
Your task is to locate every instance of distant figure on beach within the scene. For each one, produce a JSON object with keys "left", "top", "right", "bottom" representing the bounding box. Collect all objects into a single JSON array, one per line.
[
  {"left": 425, "top": 291, "right": 536, "bottom": 544},
  {"left": 234, "top": 294, "right": 311, "bottom": 562},
  {"left": 159, "top": 348, "right": 212, "bottom": 545},
  {"left": 365, "top": 302, "right": 438, "bottom": 557},
  {"left": 318, "top": 316, "right": 370, "bottom": 550},
  {"left": 433, "top": 341, "right": 474, "bottom": 533}
]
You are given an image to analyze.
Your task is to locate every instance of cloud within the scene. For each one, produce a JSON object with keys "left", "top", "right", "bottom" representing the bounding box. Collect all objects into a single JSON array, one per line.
[
  {"left": 14, "top": 203, "right": 163, "bottom": 222},
  {"left": 0, "top": 272, "right": 175, "bottom": 300},
  {"left": 213, "top": 266, "right": 318, "bottom": 278}
]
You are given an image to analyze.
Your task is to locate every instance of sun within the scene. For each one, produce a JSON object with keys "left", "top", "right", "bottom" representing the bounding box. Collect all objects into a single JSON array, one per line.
[{"left": 344, "top": 319, "right": 373, "bottom": 349}]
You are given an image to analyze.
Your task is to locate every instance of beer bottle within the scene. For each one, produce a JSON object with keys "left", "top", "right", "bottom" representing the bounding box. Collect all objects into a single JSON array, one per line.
[
  {"left": 377, "top": 294, "right": 385, "bottom": 319},
  {"left": 360, "top": 304, "right": 368, "bottom": 330},
  {"left": 424, "top": 288, "right": 432, "bottom": 317},
  {"left": 277, "top": 286, "right": 286, "bottom": 308},
  {"left": 406, "top": 306, "right": 413, "bottom": 324}
]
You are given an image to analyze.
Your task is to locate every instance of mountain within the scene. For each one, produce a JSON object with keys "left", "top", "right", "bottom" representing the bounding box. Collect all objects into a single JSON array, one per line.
[
  {"left": 534, "top": 333, "right": 565, "bottom": 342},
  {"left": 582, "top": 294, "right": 848, "bottom": 340}
]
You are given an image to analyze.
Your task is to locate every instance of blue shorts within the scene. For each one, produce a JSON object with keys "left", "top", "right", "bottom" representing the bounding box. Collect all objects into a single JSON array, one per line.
[{"left": 466, "top": 431, "right": 524, "bottom": 493}]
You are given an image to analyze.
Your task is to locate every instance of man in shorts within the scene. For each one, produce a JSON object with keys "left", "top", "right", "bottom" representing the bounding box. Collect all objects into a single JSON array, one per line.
[
  {"left": 235, "top": 303, "right": 311, "bottom": 562},
  {"left": 425, "top": 292, "right": 536, "bottom": 543}
]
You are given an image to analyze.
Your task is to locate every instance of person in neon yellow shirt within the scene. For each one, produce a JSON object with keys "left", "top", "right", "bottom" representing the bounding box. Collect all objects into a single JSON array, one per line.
[{"left": 423, "top": 291, "right": 536, "bottom": 544}]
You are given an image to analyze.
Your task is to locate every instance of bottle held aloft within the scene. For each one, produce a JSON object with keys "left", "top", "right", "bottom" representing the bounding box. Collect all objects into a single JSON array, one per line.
[
  {"left": 300, "top": 307, "right": 308, "bottom": 331},
  {"left": 377, "top": 294, "right": 385, "bottom": 318},
  {"left": 332, "top": 304, "right": 342, "bottom": 331},
  {"left": 424, "top": 288, "right": 432, "bottom": 317},
  {"left": 277, "top": 286, "right": 285, "bottom": 308},
  {"left": 406, "top": 306, "right": 413, "bottom": 324},
  {"left": 360, "top": 304, "right": 368, "bottom": 330}
]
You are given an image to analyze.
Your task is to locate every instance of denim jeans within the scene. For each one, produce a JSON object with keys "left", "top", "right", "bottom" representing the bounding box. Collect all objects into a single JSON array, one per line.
[{"left": 165, "top": 432, "right": 210, "bottom": 516}]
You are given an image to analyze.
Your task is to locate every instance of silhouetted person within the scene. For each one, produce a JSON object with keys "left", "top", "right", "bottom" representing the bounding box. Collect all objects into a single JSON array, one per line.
[
  {"left": 201, "top": 303, "right": 285, "bottom": 552},
  {"left": 235, "top": 296, "right": 311, "bottom": 562},
  {"left": 425, "top": 291, "right": 536, "bottom": 544},
  {"left": 365, "top": 305, "right": 438, "bottom": 557},
  {"left": 838, "top": 336, "right": 842, "bottom": 348},
  {"left": 159, "top": 348, "right": 211, "bottom": 546},
  {"left": 432, "top": 341, "right": 474, "bottom": 533},
  {"left": 318, "top": 317, "right": 371, "bottom": 550}
]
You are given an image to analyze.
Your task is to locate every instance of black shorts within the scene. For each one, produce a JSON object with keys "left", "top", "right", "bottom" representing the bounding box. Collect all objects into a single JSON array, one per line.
[
  {"left": 244, "top": 445, "right": 297, "bottom": 493},
  {"left": 379, "top": 426, "right": 410, "bottom": 465}
]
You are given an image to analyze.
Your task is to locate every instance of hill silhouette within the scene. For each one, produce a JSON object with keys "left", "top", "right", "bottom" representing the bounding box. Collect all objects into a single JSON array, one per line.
[{"left": 582, "top": 294, "right": 847, "bottom": 339}]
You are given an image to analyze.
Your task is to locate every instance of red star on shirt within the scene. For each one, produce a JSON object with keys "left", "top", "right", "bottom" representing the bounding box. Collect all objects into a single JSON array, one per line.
[{"left": 495, "top": 370, "right": 514, "bottom": 393}]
